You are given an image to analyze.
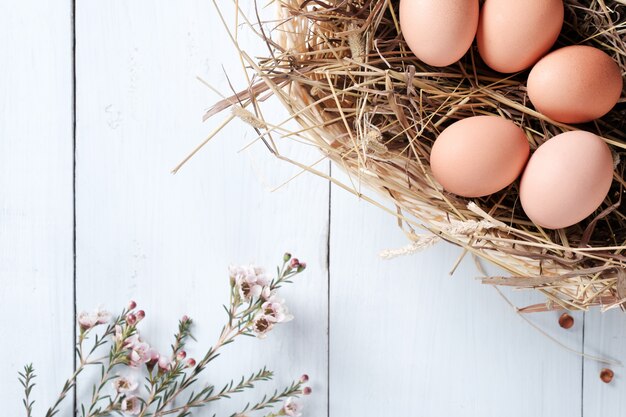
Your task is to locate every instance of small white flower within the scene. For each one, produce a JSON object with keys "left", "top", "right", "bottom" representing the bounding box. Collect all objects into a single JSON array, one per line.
[
  {"left": 232, "top": 264, "right": 271, "bottom": 301},
  {"left": 157, "top": 355, "right": 172, "bottom": 372},
  {"left": 95, "top": 306, "right": 112, "bottom": 324},
  {"left": 124, "top": 334, "right": 141, "bottom": 349},
  {"left": 78, "top": 311, "right": 97, "bottom": 331},
  {"left": 228, "top": 264, "right": 246, "bottom": 278},
  {"left": 129, "top": 341, "right": 151, "bottom": 368},
  {"left": 121, "top": 396, "right": 141, "bottom": 415},
  {"left": 252, "top": 315, "right": 274, "bottom": 338},
  {"left": 114, "top": 325, "right": 124, "bottom": 343},
  {"left": 252, "top": 265, "right": 266, "bottom": 276},
  {"left": 261, "top": 286, "right": 272, "bottom": 300},
  {"left": 78, "top": 306, "right": 111, "bottom": 331},
  {"left": 112, "top": 376, "right": 138, "bottom": 394},
  {"left": 282, "top": 398, "right": 303, "bottom": 417},
  {"left": 262, "top": 296, "right": 293, "bottom": 323},
  {"left": 147, "top": 348, "right": 160, "bottom": 363}
]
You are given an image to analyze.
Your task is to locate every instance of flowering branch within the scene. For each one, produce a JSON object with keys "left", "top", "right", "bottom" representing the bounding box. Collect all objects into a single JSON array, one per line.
[
  {"left": 20, "top": 253, "right": 311, "bottom": 417},
  {"left": 18, "top": 364, "right": 36, "bottom": 417},
  {"left": 149, "top": 254, "right": 307, "bottom": 416},
  {"left": 43, "top": 309, "right": 115, "bottom": 417},
  {"left": 234, "top": 375, "right": 310, "bottom": 417},
  {"left": 83, "top": 309, "right": 140, "bottom": 417},
  {"left": 158, "top": 367, "right": 273, "bottom": 416}
]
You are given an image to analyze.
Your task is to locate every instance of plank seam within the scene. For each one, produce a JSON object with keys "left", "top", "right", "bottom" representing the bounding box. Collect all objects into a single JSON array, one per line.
[
  {"left": 71, "top": 0, "right": 77, "bottom": 415},
  {"left": 581, "top": 312, "right": 586, "bottom": 417},
  {"left": 326, "top": 161, "right": 331, "bottom": 417}
]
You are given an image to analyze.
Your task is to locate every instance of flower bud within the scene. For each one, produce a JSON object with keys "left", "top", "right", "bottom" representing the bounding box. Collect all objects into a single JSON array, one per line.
[
  {"left": 186, "top": 358, "right": 196, "bottom": 367},
  {"left": 158, "top": 356, "right": 172, "bottom": 373},
  {"left": 128, "top": 300, "right": 137, "bottom": 310},
  {"left": 299, "top": 374, "right": 309, "bottom": 383},
  {"left": 126, "top": 313, "right": 137, "bottom": 326},
  {"left": 146, "top": 349, "right": 159, "bottom": 372},
  {"left": 600, "top": 368, "right": 614, "bottom": 383},
  {"left": 303, "top": 387, "right": 312, "bottom": 395},
  {"left": 558, "top": 313, "right": 574, "bottom": 329},
  {"left": 297, "top": 262, "right": 307, "bottom": 272},
  {"left": 177, "top": 350, "right": 187, "bottom": 361},
  {"left": 181, "top": 315, "right": 190, "bottom": 323},
  {"left": 290, "top": 258, "right": 300, "bottom": 269},
  {"left": 136, "top": 310, "right": 145, "bottom": 322},
  {"left": 283, "top": 252, "right": 292, "bottom": 262}
]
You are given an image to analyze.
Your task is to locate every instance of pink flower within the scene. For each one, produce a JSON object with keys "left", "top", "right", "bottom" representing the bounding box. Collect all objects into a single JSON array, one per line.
[
  {"left": 148, "top": 348, "right": 160, "bottom": 363},
  {"left": 121, "top": 396, "right": 141, "bottom": 415},
  {"left": 186, "top": 358, "right": 196, "bottom": 367},
  {"left": 261, "top": 286, "right": 272, "bottom": 300},
  {"left": 303, "top": 387, "right": 312, "bottom": 395},
  {"left": 231, "top": 265, "right": 271, "bottom": 301},
  {"left": 123, "top": 334, "right": 141, "bottom": 349},
  {"left": 96, "top": 308, "right": 112, "bottom": 324},
  {"left": 136, "top": 310, "right": 145, "bottom": 322},
  {"left": 128, "top": 300, "right": 137, "bottom": 310},
  {"left": 252, "top": 315, "right": 274, "bottom": 338},
  {"left": 299, "top": 374, "right": 309, "bottom": 383},
  {"left": 282, "top": 398, "right": 303, "bottom": 417},
  {"left": 145, "top": 348, "right": 160, "bottom": 372},
  {"left": 129, "top": 341, "right": 151, "bottom": 367},
  {"left": 114, "top": 325, "right": 124, "bottom": 343},
  {"left": 78, "top": 311, "right": 97, "bottom": 331},
  {"left": 176, "top": 350, "right": 187, "bottom": 361},
  {"left": 261, "top": 297, "right": 293, "bottom": 323},
  {"left": 158, "top": 355, "right": 172, "bottom": 372},
  {"left": 78, "top": 307, "right": 111, "bottom": 331},
  {"left": 112, "top": 376, "right": 138, "bottom": 394}
]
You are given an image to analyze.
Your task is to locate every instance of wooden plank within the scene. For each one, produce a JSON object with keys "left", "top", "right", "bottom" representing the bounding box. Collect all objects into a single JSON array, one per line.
[
  {"left": 583, "top": 310, "right": 626, "bottom": 416},
  {"left": 0, "top": 1, "right": 74, "bottom": 416},
  {"left": 75, "top": 1, "right": 328, "bottom": 415},
  {"left": 329, "top": 170, "right": 583, "bottom": 416}
]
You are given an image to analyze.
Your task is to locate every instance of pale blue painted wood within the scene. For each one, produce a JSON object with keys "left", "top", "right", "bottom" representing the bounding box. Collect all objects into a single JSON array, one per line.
[
  {"left": 75, "top": 1, "right": 328, "bottom": 416},
  {"left": 0, "top": 1, "right": 74, "bottom": 416},
  {"left": 329, "top": 169, "right": 585, "bottom": 417},
  {"left": 583, "top": 310, "right": 626, "bottom": 416}
]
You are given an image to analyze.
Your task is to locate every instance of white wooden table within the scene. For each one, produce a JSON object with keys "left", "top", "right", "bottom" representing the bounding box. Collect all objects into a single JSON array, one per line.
[{"left": 2, "top": 1, "right": 625, "bottom": 416}]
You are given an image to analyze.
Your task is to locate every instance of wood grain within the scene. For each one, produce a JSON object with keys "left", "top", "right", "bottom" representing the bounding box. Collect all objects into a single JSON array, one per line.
[
  {"left": 329, "top": 169, "right": 584, "bottom": 416},
  {"left": 75, "top": 1, "right": 328, "bottom": 415},
  {"left": 0, "top": 1, "right": 74, "bottom": 416},
  {"left": 583, "top": 310, "right": 626, "bottom": 416}
]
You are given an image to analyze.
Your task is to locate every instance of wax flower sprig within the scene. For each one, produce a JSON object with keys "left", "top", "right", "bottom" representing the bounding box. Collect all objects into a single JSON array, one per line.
[{"left": 19, "top": 253, "right": 311, "bottom": 417}]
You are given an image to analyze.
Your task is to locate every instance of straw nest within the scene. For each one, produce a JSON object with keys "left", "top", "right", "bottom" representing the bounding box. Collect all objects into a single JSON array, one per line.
[{"left": 199, "top": 0, "right": 626, "bottom": 312}]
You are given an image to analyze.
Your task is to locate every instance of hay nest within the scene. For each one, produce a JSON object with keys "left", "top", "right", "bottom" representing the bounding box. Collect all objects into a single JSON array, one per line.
[{"left": 197, "top": 0, "right": 626, "bottom": 312}]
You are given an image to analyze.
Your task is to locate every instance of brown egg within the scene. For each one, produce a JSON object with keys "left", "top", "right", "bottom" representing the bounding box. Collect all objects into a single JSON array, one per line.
[
  {"left": 477, "top": 0, "right": 563, "bottom": 73},
  {"left": 400, "top": 0, "right": 479, "bottom": 67},
  {"left": 527, "top": 46, "right": 623, "bottom": 123},
  {"left": 430, "top": 116, "right": 530, "bottom": 197},
  {"left": 520, "top": 131, "right": 613, "bottom": 229}
]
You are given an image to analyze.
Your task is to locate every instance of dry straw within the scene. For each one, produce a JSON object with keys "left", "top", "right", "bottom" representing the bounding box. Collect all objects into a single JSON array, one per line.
[{"left": 192, "top": 0, "right": 626, "bottom": 312}]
